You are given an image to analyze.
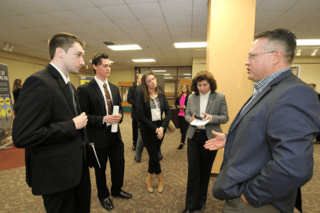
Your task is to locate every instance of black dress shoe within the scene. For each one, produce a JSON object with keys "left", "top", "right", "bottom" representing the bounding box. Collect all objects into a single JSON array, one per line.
[
  {"left": 132, "top": 145, "right": 136, "bottom": 151},
  {"left": 134, "top": 156, "right": 141, "bottom": 163},
  {"left": 177, "top": 143, "right": 184, "bottom": 149},
  {"left": 181, "top": 210, "right": 194, "bottom": 213},
  {"left": 198, "top": 204, "right": 205, "bottom": 212},
  {"left": 112, "top": 190, "right": 132, "bottom": 199},
  {"left": 100, "top": 197, "right": 114, "bottom": 211},
  {"left": 158, "top": 154, "right": 163, "bottom": 161}
]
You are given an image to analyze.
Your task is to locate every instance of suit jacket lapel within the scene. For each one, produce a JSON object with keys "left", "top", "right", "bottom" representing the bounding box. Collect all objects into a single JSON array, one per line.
[
  {"left": 47, "top": 64, "right": 75, "bottom": 115},
  {"left": 205, "top": 93, "right": 216, "bottom": 113},
  {"left": 228, "top": 70, "right": 293, "bottom": 134},
  {"left": 91, "top": 79, "right": 106, "bottom": 107}
]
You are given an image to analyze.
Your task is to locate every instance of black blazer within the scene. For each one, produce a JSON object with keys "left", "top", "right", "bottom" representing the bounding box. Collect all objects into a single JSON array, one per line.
[
  {"left": 12, "top": 64, "right": 84, "bottom": 196},
  {"left": 127, "top": 84, "right": 139, "bottom": 119},
  {"left": 175, "top": 94, "right": 189, "bottom": 116},
  {"left": 136, "top": 89, "right": 171, "bottom": 133},
  {"left": 77, "top": 78, "right": 123, "bottom": 148}
]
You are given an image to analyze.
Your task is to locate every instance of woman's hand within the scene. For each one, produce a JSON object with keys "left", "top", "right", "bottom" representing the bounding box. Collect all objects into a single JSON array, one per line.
[
  {"left": 156, "top": 127, "right": 164, "bottom": 140},
  {"left": 202, "top": 112, "right": 212, "bottom": 122}
]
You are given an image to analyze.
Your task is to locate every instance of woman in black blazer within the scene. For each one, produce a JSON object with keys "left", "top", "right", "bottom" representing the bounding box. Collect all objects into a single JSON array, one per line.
[
  {"left": 175, "top": 84, "right": 190, "bottom": 149},
  {"left": 136, "top": 70, "right": 171, "bottom": 193}
]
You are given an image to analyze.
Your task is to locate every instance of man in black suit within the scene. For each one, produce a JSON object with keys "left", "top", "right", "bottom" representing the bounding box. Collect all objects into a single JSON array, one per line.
[
  {"left": 77, "top": 53, "right": 132, "bottom": 211},
  {"left": 127, "top": 74, "right": 142, "bottom": 151},
  {"left": 12, "top": 33, "right": 91, "bottom": 213},
  {"left": 309, "top": 83, "right": 320, "bottom": 143}
]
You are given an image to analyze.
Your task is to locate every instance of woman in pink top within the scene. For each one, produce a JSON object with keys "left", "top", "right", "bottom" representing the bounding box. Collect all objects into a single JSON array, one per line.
[{"left": 175, "top": 84, "right": 190, "bottom": 149}]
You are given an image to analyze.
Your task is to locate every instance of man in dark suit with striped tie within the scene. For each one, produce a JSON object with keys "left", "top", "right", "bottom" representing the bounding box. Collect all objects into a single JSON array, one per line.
[{"left": 77, "top": 53, "right": 132, "bottom": 211}]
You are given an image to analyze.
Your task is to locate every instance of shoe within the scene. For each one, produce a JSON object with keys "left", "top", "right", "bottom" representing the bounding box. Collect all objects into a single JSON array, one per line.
[
  {"left": 159, "top": 154, "right": 163, "bottom": 161},
  {"left": 181, "top": 210, "right": 194, "bottom": 213},
  {"left": 134, "top": 156, "right": 141, "bottom": 163},
  {"left": 177, "top": 143, "right": 184, "bottom": 149},
  {"left": 132, "top": 144, "right": 136, "bottom": 151},
  {"left": 112, "top": 190, "right": 132, "bottom": 199},
  {"left": 99, "top": 197, "right": 114, "bottom": 211},
  {"left": 198, "top": 204, "right": 205, "bottom": 212},
  {"left": 147, "top": 173, "right": 153, "bottom": 193},
  {"left": 157, "top": 173, "right": 163, "bottom": 193}
]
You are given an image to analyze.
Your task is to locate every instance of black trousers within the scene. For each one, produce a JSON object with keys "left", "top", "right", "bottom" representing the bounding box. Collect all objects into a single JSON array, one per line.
[
  {"left": 42, "top": 160, "right": 91, "bottom": 213},
  {"left": 132, "top": 118, "right": 138, "bottom": 145},
  {"left": 141, "top": 121, "right": 163, "bottom": 174},
  {"left": 185, "top": 130, "right": 217, "bottom": 211},
  {"left": 94, "top": 131, "right": 125, "bottom": 200},
  {"left": 178, "top": 115, "right": 189, "bottom": 144}
]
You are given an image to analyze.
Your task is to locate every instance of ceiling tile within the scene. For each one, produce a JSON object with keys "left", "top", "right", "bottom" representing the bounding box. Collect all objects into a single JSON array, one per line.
[
  {"left": 129, "top": 2, "right": 163, "bottom": 19},
  {"left": 22, "top": 0, "right": 67, "bottom": 13},
  {"left": 193, "top": 0, "right": 207, "bottom": 16},
  {"left": 303, "top": 10, "right": 320, "bottom": 23},
  {"left": 72, "top": 8, "right": 111, "bottom": 23},
  {"left": 0, "top": 7, "right": 15, "bottom": 17},
  {"left": 0, "top": 0, "right": 42, "bottom": 15},
  {"left": 255, "top": 11, "right": 286, "bottom": 24},
  {"left": 257, "top": 0, "right": 300, "bottom": 12},
  {"left": 193, "top": 15, "right": 207, "bottom": 28},
  {"left": 146, "top": 28, "right": 171, "bottom": 37},
  {"left": 125, "top": 30, "right": 151, "bottom": 40},
  {"left": 48, "top": 11, "right": 87, "bottom": 24},
  {"left": 166, "top": 16, "right": 192, "bottom": 29},
  {"left": 55, "top": 0, "right": 96, "bottom": 10},
  {"left": 160, "top": 0, "right": 192, "bottom": 17},
  {"left": 115, "top": 20, "right": 144, "bottom": 31},
  {"left": 275, "top": 10, "right": 318, "bottom": 24},
  {"left": 71, "top": 23, "right": 99, "bottom": 34},
  {"left": 100, "top": 5, "right": 136, "bottom": 21},
  {"left": 90, "top": 0, "right": 125, "bottom": 7},
  {"left": 290, "top": 0, "right": 320, "bottom": 10},
  {"left": 125, "top": 0, "right": 158, "bottom": 3},
  {"left": 92, "top": 21, "right": 123, "bottom": 32},
  {"left": 50, "top": 25, "right": 83, "bottom": 36},
  {"left": 104, "top": 31, "right": 134, "bottom": 43},
  {"left": 140, "top": 18, "right": 167, "bottom": 29},
  {"left": 192, "top": 27, "right": 207, "bottom": 40},
  {"left": 26, "top": 14, "right": 64, "bottom": 27}
]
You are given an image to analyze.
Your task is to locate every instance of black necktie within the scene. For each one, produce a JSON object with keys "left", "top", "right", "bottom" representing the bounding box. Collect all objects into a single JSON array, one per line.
[{"left": 67, "top": 82, "right": 79, "bottom": 115}]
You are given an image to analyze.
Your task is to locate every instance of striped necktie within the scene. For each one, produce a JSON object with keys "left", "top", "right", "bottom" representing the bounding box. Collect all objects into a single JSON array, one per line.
[{"left": 103, "top": 83, "right": 112, "bottom": 115}]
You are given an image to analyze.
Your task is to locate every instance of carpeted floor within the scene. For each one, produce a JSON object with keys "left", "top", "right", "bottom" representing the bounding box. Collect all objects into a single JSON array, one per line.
[{"left": 0, "top": 113, "right": 319, "bottom": 212}]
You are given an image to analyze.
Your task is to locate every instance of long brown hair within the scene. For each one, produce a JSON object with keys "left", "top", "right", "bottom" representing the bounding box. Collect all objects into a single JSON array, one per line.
[
  {"left": 141, "top": 70, "right": 162, "bottom": 102},
  {"left": 178, "top": 84, "right": 190, "bottom": 98},
  {"left": 12, "top": 79, "right": 22, "bottom": 92}
]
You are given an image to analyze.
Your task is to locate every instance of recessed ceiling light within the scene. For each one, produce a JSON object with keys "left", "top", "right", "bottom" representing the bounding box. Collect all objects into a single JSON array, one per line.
[
  {"left": 107, "top": 44, "right": 142, "bottom": 51},
  {"left": 296, "top": 39, "right": 320, "bottom": 46},
  {"left": 183, "top": 73, "right": 192, "bottom": 75},
  {"left": 174, "top": 42, "right": 207, "bottom": 48},
  {"left": 132, "top": 59, "right": 156, "bottom": 62},
  {"left": 152, "top": 70, "right": 166, "bottom": 72}
]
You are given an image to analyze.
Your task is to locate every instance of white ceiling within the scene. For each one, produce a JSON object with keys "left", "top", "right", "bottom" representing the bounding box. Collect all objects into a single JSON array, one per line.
[{"left": 0, "top": 0, "right": 319, "bottom": 70}]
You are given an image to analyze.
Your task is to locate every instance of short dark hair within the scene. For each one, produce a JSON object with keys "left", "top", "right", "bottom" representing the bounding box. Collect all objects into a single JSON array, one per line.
[
  {"left": 92, "top": 53, "right": 109, "bottom": 74},
  {"left": 254, "top": 28, "right": 296, "bottom": 64},
  {"left": 48, "top": 32, "right": 85, "bottom": 60},
  {"left": 191, "top": 71, "right": 217, "bottom": 95},
  {"left": 309, "top": 83, "right": 316, "bottom": 87}
]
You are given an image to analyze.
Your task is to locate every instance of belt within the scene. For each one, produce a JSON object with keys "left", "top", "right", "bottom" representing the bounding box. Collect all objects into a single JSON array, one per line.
[{"left": 195, "top": 128, "right": 206, "bottom": 133}]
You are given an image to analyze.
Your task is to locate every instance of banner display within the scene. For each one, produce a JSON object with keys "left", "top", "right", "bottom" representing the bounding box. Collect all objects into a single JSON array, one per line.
[
  {"left": 0, "top": 63, "right": 13, "bottom": 146},
  {"left": 79, "top": 75, "right": 93, "bottom": 86}
]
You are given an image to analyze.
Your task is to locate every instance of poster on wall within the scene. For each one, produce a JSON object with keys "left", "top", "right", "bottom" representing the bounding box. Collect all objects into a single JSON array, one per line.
[
  {"left": 0, "top": 63, "right": 13, "bottom": 147},
  {"left": 79, "top": 75, "right": 93, "bottom": 85}
]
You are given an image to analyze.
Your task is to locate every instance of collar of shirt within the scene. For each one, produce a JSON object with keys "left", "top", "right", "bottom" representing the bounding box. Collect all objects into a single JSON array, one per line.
[
  {"left": 94, "top": 76, "right": 110, "bottom": 90},
  {"left": 50, "top": 62, "right": 70, "bottom": 84},
  {"left": 200, "top": 90, "right": 211, "bottom": 99},
  {"left": 254, "top": 68, "right": 290, "bottom": 93}
]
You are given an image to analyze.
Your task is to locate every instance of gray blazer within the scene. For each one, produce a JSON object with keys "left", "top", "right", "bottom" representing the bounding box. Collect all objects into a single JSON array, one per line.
[{"left": 185, "top": 92, "right": 229, "bottom": 139}]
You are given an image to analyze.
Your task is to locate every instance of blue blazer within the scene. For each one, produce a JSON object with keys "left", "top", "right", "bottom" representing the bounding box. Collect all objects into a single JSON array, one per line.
[{"left": 213, "top": 70, "right": 320, "bottom": 213}]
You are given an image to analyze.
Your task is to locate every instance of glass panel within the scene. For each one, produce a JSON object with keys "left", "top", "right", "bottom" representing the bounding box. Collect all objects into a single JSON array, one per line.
[{"left": 164, "top": 81, "right": 176, "bottom": 107}]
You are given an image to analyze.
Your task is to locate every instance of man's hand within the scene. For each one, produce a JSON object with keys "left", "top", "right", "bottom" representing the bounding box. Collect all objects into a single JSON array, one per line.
[
  {"left": 103, "top": 114, "right": 122, "bottom": 124},
  {"left": 204, "top": 130, "right": 226, "bottom": 150},
  {"left": 73, "top": 112, "right": 88, "bottom": 130}
]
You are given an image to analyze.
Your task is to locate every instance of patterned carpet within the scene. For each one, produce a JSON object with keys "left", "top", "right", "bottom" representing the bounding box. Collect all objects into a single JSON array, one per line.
[{"left": 0, "top": 113, "right": 319, "bottom": 213}]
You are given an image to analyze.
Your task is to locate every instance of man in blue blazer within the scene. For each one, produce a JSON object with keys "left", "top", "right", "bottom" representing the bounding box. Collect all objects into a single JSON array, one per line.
[
  {"left": 205, "top": 28, "right": 320, "bottom": 213},
  {"left": 77, "top": 53, "right": 132, "bottom": 211}
]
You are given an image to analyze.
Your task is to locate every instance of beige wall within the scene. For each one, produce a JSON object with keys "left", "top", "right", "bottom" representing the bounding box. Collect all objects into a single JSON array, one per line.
[
  {"left": 108, "top": 69, "right": 135, "bottom": 86},
  {"left": 192, "top": 58, "right": 206, "bottom": 78},
  {"left": 293, "top": 56, "right": 320, "bottom": 92}
]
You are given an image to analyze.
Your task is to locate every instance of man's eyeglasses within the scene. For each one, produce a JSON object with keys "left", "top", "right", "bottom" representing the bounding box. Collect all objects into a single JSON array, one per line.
[{"left": 248, "top": 51, "right": 275, "bottom": 60}]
